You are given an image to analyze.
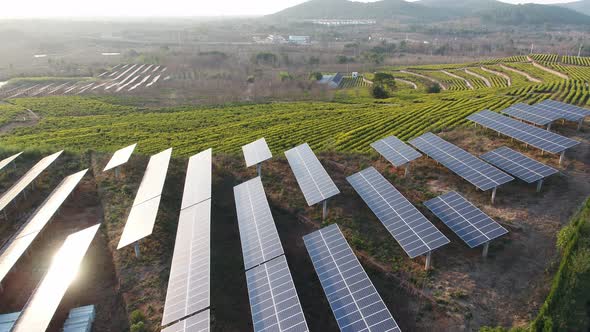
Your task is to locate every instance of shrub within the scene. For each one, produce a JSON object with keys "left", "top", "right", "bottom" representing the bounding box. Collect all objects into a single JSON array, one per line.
[
  {"left": 130, "top": 322, "right": 145, "bottom": 332},
  {"left": 371, "top": 85, "right": 390, "bottom": 99},
  {"left": 427, "top": 83, "right": 442, "bottom": 93},
  {"left": 129, "top": 309, "right": 145, "bottom": 324},
  {"left": 310, "top": 72, "right": 323, "bottom": 81}
]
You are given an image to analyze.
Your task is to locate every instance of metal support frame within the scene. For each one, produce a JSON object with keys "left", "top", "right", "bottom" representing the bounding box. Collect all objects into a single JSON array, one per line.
[
  {"left": 536, "top": 179, "right": 544, "bottom": 193},
  {"left": 491, "top": 187, "right": 497, "bottom": 204},
  {"left": 546, "top": 123, "right": 552, "bottom": 131},
  {"left": 425, "top": 251, "right": 432, "bottom": 270},
  {"left": 134, "top": 242, "right": 141, "bottom": 258},
  {"left": 577, "top": 118, "right": 584, "bottom": 131},
  {"left": 482, "top": 242, "right": 490, "bottom": 258},
  {"left": 404, "top": 164, "right": 410, "bottom": 178},
  {"left": 257, "top": 163, "right": 262, "bottom": 177},
  {"left": 322, "top": 200, "right": 328, "bottom": 221},
  {"left": 114, "top": 166, "right": 120, "bottom": 179},
  {"left": 559, "top": 151, "right": 565, "bottom": 166}
]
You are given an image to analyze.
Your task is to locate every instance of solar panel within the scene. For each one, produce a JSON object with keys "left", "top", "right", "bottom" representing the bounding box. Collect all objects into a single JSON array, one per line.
[
  {"left": 103, "top": 143, "right": 137, "bottom": 171},
  {"left": 370, "top": 135, "right": 422, "bottom": 167},
  {"left": 162, "top": 199, "right": 211, "bottom": 326},
  {"left": 0, "top": 152, "right": 22, "bottom": 171},
  {"left": 11, "top": 224, "right": 100, "bottom": 332},
  {"left": 480, "top": 147, "right": 558, "bottom": 183},
  {"left": 467, "top": 110, "right": 580, "bottom": 154},
  {"left": 0, "top": 169, "right": 87, "bottom": 283},
  {"left": 409, "top": 132, "right": 513, "bottom": 191},
  {"left": 424, "top": 192, "right": 508, "bottom": 248},
  {"left": 0, "top": 150, "right": 63, "bottom": 212},
  {"left": 133, "top": 148, "right": 172, "bottom": 206},
  {"left": 181, "top": 149, "right": 212, "bottom": 210},
  {"left": 234, "top": 176, "right": 284, "bottom": 270},
  {"left": 242, "top": 138, "right": 273, "bottom": 168},
  {"left": 245, "top": 255, "right": 309, "bottom": 332},
  {"left": 537, "top": 99, "right": 590, "bottom": 121},
  {"left": 117, "top": 195, "right": 161, "bottom": 249},
  {"left": 303, "top": 224, "right": 401, "bottom": 332},
  {"left": 284, "top": 143, "right": 340, "bottom": 206},
  {"left": 501, "top": 103, "right": 562, "bottom": 126},
  {"left": 347, "top": 167, "right": 449, "bottom": 258},
  {"left": 162, "top": 310, "right": 209, "bottom": 332}
]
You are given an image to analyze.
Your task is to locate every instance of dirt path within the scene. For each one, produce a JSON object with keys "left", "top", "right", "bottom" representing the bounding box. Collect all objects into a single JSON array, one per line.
[
  {"left": 481, "top": 66, "right": 512, "bottom": 86},
  {"left": 400, "top": 70, "right": 448, "bottom": 90},
  {"left": 441, "top": 70, "right": 474, "bottom": 89},
  {"left": 395, "top": 78, "right": 418, "bottom": 89},
  {"left": 464, "top": 68, "right": 492, "bottom": 87},
  {"left": 500, "top": 64, "right": 542, "bottom": 83},
  {"left": 527, "top": 57, "right": 570, "bottom": 80}
]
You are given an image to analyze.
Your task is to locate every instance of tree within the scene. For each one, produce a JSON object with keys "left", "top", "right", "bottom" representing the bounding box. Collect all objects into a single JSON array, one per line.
[
  {"left": 371, "top": 85, "right": 389, "bottom": 99},
  {"left": 309, "top": 72, "right": 323, "bottom": 81},
  {"left": 427, "top": 83, "right": 441, "bottom": 93},
  {"left": 373, "top": 72, "right": 396, "bottom": 89}
]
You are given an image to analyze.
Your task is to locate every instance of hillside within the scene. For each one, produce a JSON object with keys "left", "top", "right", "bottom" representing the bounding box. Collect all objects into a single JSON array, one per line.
[
  {"left": 559, "top": 0, "right": 590, "bottom": 16},
  {"left": 269, "top": 0, "right": 590, "bottom": 25}
]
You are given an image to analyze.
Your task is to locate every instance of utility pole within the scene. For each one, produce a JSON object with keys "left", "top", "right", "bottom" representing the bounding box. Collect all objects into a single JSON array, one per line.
[
  {"left": 530, "top": 43, "right": 534, "bottom": 54},
  {"left": 578, "top": 44, "right": 584, "bottom": 58}
]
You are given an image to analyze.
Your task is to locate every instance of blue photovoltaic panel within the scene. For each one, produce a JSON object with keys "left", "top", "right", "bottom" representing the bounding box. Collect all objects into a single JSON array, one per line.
[
  {"left": 424, "top": 192, "right": 508, "bottom": 248},
  {"left": 501, "top": 103, "right": 562, "bottom": 126},
  {"left": 467, "top": 110, "right": 580, "bottom": 154},
  {"left": 245, "top": 255, "right": 309, "bottom": 332},
  {"left": 536, "top": 99, "right": 590, "bottom": 121},
  {"left": 162, "top": 200, "right": 211, "bottom": 326},
  {"left": 480, "top": 147, "right": 558, "bottom": 183},
  {"left": 234, "top": 177, "right": 284, "bottom": 270},
  {"left": 284, "top": 143, "right": 340, "bottom": 206},
  {"left": 162, "top": 309, "right": 209, "bottom": 332},
  {"left": 371, "top": 135, "right": 422, "bottom": 167},
  {"left": 409, "top": 132, "right": 513, "bottom": 191},
  {"left": 303, "top": 224, "right": 401, "bottom": 332},
  {"left": 347, "top": 167, "right": 449, "bottom": 258}
]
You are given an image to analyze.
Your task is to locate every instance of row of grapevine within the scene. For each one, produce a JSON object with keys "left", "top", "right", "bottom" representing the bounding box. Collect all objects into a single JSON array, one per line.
[
  {"left": 530, "top": 54, "right": 559, "bottom": 63},
  {"left": 339, "top": 76, "right": 371, "bottom": 89},
  {"left": 450, "top": 70, "right": 489, "bottom": 89},
  {"left": 466, "top": 67, "right": 509, "bottom": 88},
  {"left": 547, "top": 64, "right": 590, "bottom": 82},
  {"left": 561, "top": 56, "right": 590, "bottom": 66},
  {"left": 417, "top": 71, "right": 471, "bottom": 91},
  {"left": 478, "top": 56, "right": 529, "bottom": 64}
]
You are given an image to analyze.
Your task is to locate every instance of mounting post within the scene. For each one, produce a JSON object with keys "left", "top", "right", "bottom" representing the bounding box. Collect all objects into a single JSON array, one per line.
[
  {"left": 2, "top": 210, "right": 6, "bottom": 220},
  {"left": 482, "top": 242, "right": 490, "bottom": 258},
  {"left": 114, "top": 166, "right": 120, "bottom": 179},
  {"left": 12, "top": 161, "right": 16, "bottom": 171},
  {"left": 546, "top": 123, "right": 552, "bottom": 131},
  {"left": 257, "top": 163, "right": 262, "bottom": 178},
  {"left": 425, "top": 251, "right": 432, "bottom": 270},
  {"left": 536, "top": 179, "right": 544, "bottom": 193},
  {"left": 404, "top": 164, "right": 410, "bottom": 178},
  {"left": 322, "top": 200, "right": 328, "bottom": 221},
  {"left": 491, "top": 187, "right": 497, "bottom": 204},
  {"left": 559, "top": 151, "right": 565, "bottom": 166},
  {"left": 577, "top": 118, "right": 584, "bottom": 131},
  {"left": 134, "top": 242, "right": 141, "bottom": 258}
]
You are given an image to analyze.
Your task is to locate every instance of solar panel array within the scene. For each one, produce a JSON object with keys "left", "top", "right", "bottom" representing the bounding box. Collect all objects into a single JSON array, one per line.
[
  {"left": 234, "top": 176, "right": 284, "bottom": 270},
  {"left": 162, "top": 200, "right": 211, "bottom": 326},
  {"left": 163, "top": 149, "right": 213, "bottom": 328},
  {"left": 103, "top": 143, "right": 137, "bottom": 171},
  {"left": 11, "top": 224, "right": 100, "bottom": 332},
  {"left": 118, "top": 148, "right": 172, "bottom": 249},
  {"left": 162, "top": 309, "right": 210, "bottom": 332},
  {"left": 424, "top": 192, "right": 508, "bottom": 248},
  {"left": 180, "top": 149, "right": 212, "bottom": 210},
  {"left": 409, "top": 132, "right": 513, "bottom": 191},
  {"left": 370, "top": 135, "right": 422, "bottom": 167},
  {"left": 480, "top": 147, "right": 558, "bottom": 183},
  {"left": 242, "top": 138, "right": 273, "bottom": 168},
  {"left": 0, "top": 152, "right": 22, "bottom": 171},
  {"left": 245, "top": 255, "right": 309, "bottom": 332},
  {"left": 0, "top": 169, "right": 87, "bottom": 283},
  {"left": 347, "top": 167, "right": 449, "bottom": 258},
  {"left": 0, "top": 150, "right": 63, "bottom": 212},
  {"left": 537, "top": 99, "right": 590, "bottom": 121},
  {"left": 284, "top": 143, "right": 340, "bottom": 206},
  {"left": 303, "top": 224, "right": 401, "bottom": 332},
  {"left": 467, "top": 110, "right": 580, "bottom": 154},
  {"left": 501, "top": 103, "right": 562, "bottom": 126}
]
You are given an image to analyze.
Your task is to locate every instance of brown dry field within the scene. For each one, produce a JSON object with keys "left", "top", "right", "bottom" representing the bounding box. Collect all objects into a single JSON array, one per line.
[{"left": 0, "top": 120, "right": 587, "bottom": 331}]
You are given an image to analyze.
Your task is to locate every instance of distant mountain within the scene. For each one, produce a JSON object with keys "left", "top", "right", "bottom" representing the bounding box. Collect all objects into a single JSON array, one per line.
[
  {"left": 269, "top": 0, "right": 449, "bottom": 21},
  {"left": 558, "top": 0, "right": 590, "bottom": 16},
  {"left": 269, "top": 0, "right": 590, "bottom": 26}
]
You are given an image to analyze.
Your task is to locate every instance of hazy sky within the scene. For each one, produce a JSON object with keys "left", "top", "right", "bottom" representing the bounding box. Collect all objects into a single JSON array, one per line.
[{"left": 0, "top": 0, "right": 579, "bottom": 18}]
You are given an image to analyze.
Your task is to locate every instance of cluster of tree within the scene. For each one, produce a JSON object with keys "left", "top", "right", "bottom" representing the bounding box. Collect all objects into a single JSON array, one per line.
[{"left": 371, "top": 72, "right": 396, "bottom": 99}]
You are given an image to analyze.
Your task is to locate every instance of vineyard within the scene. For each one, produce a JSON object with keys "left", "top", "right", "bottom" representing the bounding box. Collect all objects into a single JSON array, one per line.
[{"left": 339, "top": 76, "right": 371, "bottom": 89}]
